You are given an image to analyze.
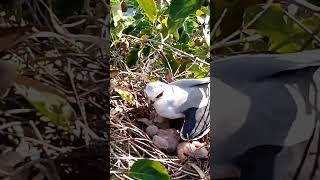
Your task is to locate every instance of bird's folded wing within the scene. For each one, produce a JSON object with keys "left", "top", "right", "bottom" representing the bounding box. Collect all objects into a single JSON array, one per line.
[
  {"left": 180, "top": 100, "right": 210, "bottom": 140},
  {"left": 170, "top": 77, "right": 210, "bottom": 88},
  {"left": 175, "top": 82, "right": 210, "bottom": 111},
  {"left": 213, "top": 49, "right": 320, "bottom": 84},
  {"left": 175, "top": 82, "right": 210, "bottom": 140}
]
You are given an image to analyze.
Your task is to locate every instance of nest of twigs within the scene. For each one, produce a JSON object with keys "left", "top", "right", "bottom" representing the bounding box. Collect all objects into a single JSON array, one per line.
[{"left": 110, "top": 72, "right": 210, "bottom": 179}]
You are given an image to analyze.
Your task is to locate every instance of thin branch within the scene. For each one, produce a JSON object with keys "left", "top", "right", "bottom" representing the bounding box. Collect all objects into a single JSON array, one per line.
[
  {"left": 213, "top": 34, "right": 264, "bottom": 49},
  {"left": 213, "top": 0, "right": 274, "bottom": 49},
  {"left": 281, "top": 8, "right": 320, "bottom": 44},
  {"left": 211, "top": 8, "right": 228, "bottom": 44},
  {"left": 123, "top": 34, "right": 210, "bottom": 66},
  {"left": 291, "top": 0, "right": 320, "bottom": 12}
]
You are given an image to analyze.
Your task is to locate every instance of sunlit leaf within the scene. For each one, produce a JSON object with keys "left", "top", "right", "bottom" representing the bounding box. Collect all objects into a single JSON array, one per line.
[
  {"left": 161, "top": 17, "right": 168, "bottom": 27},
  {"left": 136, "top": 0, "right": 158, "bottom": 23},
  {"left": 128, "top": 159, "right": 170, "bottom": 180},
  {"left": 111, "top": 0, "right": 123, "bottom": 27},
  {"left": 196, "top": 9, "right": 204, "bottom": 16},
  {"left": 168, "top": 0, "right": 202, "bottom": 34},
  {"left": 188, "top": 63, "right": 209, "bottom": 78},
  {"left": 183, "top": 19, "right": 198, "bottom": 33},
  {"left": 114, "top": 88, "right": 136, "bottom": 105}
]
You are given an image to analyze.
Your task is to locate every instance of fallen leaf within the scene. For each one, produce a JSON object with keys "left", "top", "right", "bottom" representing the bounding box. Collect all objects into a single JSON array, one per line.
[
  {"left": 128, "top": 159, "right": 170, "bottom": 180},
  {"left": 15, "top": 76, "right": 76, "bottom": 133},
  {"left": 114, "top": 88, "right": 136, "bottom": 105}
]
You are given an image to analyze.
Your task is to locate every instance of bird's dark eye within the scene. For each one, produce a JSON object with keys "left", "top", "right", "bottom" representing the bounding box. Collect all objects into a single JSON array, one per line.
[{"left": 156, "top": 91, "right": 163, "bottom": 98}]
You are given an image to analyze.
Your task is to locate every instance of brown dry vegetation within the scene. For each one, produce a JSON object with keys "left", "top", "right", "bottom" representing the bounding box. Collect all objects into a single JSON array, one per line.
[{"left": 0, "top": 0, "right": 108, "bottom": 179}]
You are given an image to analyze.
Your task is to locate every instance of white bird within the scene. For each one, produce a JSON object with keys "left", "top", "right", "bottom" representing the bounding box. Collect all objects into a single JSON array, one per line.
[{"left": 144, "top": 77, "right": 210, "bottom": 140}]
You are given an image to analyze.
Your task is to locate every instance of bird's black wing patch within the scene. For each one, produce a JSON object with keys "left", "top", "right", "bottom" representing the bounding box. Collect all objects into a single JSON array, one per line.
[{"left": 180, "top": 100, "right": 210, "bottom": 140}]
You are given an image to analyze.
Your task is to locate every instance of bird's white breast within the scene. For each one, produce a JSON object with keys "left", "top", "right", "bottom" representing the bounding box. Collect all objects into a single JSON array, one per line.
[
  {"left": 152, "top": 86, "right": 187, "bottom": 119},
  {"left": 153, "top": 101, "right": 185, "bottom": 119}
]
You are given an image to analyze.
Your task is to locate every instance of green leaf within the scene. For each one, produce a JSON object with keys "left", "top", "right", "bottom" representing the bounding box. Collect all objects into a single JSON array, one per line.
[
  {"left": 180, "top": 31, "right": 190, "bottom": 44},
  {"left": 15, "top": 80, "right": 76, "bottom": 133},
  {"left": 183, "top": 19, "right": 198, "bottom": 33},
  {"left": 136, "top": 0, "right": 158, "bottom": 23},
  {"left": 127, "top": 15, "right": 152, "bottom": 36},
  {"left": 126, "top": 48, "right": 140, "bottom": 67},
  {"left": 142, "top": 45, "right": 152, "bottom": 57},
  {"left": 188, "top": 63, "right": 209, "bottom": 78},
  {"left": 128, "top": 159, "right": 170, "bottom": 180},
  {"left": 168, "top": 0, "right": 203, "bottom": 34},
  {"left": 114, "top": 88, "right": 136, "bottom": 105}
]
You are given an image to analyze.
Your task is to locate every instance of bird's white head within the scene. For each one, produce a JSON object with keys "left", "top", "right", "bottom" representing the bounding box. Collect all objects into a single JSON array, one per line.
[{"left": 144, "top": 81, "right": 171, "bottom": 104}]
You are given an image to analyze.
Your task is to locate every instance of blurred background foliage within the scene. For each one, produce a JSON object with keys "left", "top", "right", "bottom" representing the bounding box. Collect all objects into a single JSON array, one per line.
[{"left": 212, "top": 0, "right": 320, "bottom": 55}]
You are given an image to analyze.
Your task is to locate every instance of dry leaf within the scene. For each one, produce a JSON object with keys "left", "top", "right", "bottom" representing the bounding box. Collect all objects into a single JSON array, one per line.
[{"left": 15, "top": 76, "right": 76, "bottom": 132}]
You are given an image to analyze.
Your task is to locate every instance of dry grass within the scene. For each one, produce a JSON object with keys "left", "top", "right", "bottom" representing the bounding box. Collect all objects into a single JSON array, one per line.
[{"left": 0, "top": 1, "right": 108, "bottom": 179}]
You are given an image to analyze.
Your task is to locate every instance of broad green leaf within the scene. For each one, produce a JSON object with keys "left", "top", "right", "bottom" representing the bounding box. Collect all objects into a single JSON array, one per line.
[
  {"left": 168, "top": 0, "right": 202, "bottom": 34},
  {"left": 183, "top": 19, "right": 198, "bottom": 33},
  {"left": 172, "top": 29, "right": 180, "bottom": 40},
  {"left": 127, "top": 15, "right": 152, "bottom": 36},
  {"left": 180, "top": 31, "right": 190, "bottom": 44},
  {"left": 126, "top": 48, "right": 140, "bottom": 67},
  {"left": 114, "top": 88, "right": 136, "bottom": 105},
  {"left": 128, "top": 159, "right": 170, "bottom": 180},
  {"left": 111, "top": 0, "right": 123, "bottom": 27},
  {"left": 127, "top": 0, "right": 140, "bottom": 9},
  {"left": 15, "top": 78, "right": 76, "bottom": 133},
  {"left": 136, "top": 0, "right": 157, "bottom": 23},
  {"left": 188, "top": 63, "right": 209, "bottom": 78}
]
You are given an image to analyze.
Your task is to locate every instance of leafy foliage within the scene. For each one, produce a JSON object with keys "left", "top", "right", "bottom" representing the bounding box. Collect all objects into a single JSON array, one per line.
[
  {"left": 111, "top": 0, "right": 210, "bottom": 80},
  {"left": 212, "top": 0, "right": 320, "bottom": 54},
  {"left": 136, "top": 0, "right": 157, "bottom": 23},
  {"left": 128, "top": 159, "right": 170, "bottom": 180},
  {"left": 167, "top": 0, "right": 203, "bottom": 34}
]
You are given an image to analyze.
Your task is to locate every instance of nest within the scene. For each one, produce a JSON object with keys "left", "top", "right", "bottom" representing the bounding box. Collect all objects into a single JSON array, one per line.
[{"left": 110, "top": 72, "right": 210, "bottom": 179}]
